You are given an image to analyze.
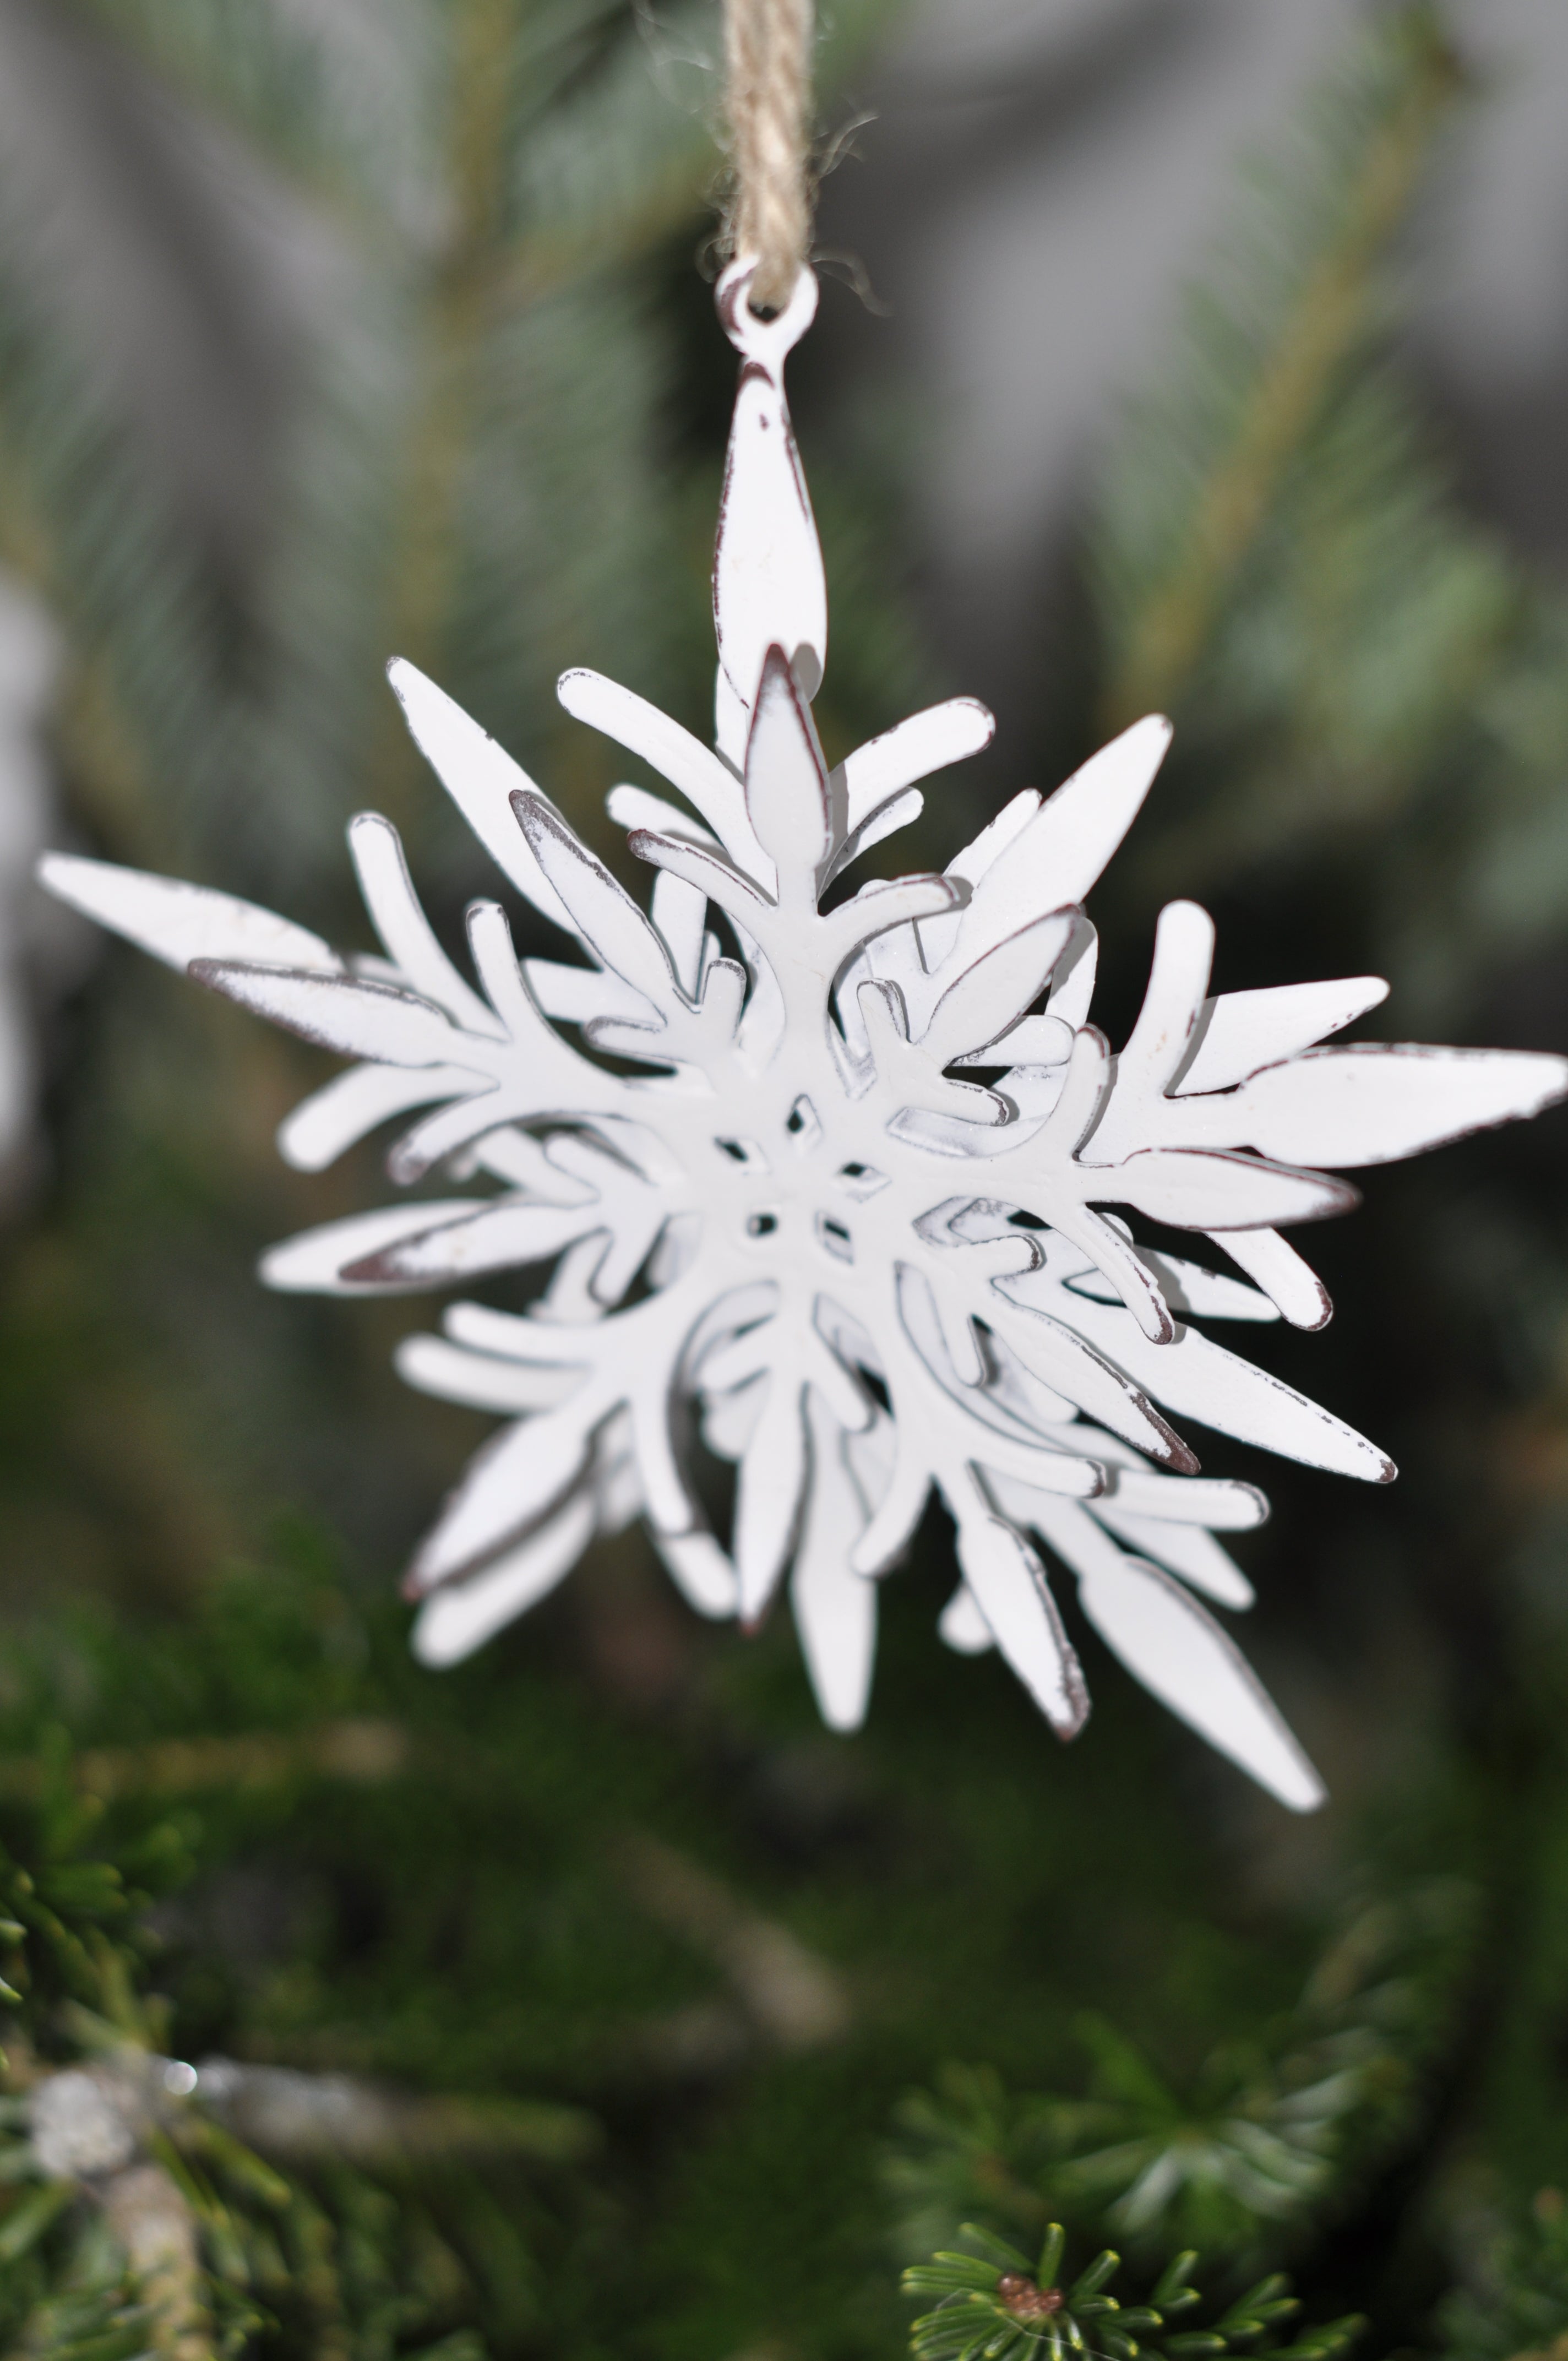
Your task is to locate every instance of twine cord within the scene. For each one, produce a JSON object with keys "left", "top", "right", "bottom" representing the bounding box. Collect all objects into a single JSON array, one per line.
[{"left": 724, "top": 0, "right": 813, "bottom": 313}]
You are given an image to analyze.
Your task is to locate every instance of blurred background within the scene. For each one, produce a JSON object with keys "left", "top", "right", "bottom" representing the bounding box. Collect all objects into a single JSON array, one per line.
[{"left": 5, "top": 1, "right": 1568, "bottom": 2354}]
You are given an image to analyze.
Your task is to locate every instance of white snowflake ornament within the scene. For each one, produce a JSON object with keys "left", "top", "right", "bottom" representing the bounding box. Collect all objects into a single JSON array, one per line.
[{"left": 40, "top": 263, "right": 1568, "bottom": 1811}]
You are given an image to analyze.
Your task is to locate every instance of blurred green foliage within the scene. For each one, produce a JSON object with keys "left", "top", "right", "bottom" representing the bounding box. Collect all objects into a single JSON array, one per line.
[
  {"left": 0, "top": 0, "right": 908, "bottom": 907},
  {"left": 1087, "top": 2, "right": 1568, "bottom": 1022},
  {"left": 1436, "top": 2187, "right": 1568, "bottom": 2361},
  {"left": 4, "top": 0, "right": 1568, "bottom": 2354},
  {"left": 887, "top": 1880, "right": 1477, "bottom": 2271}
]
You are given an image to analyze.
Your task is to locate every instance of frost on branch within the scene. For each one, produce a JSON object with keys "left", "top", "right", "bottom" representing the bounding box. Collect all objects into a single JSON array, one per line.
[{"left": 39, "top": 263, "right": 1568, "bottom": 1813}]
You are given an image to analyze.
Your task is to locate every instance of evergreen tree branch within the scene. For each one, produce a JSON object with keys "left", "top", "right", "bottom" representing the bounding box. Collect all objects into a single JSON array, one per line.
[
  {"left": 0, "top": 237, "right": 229, "bottom": 858},
  {"left": 0, "top": 1719, "right": 410, "bottom": 1805},
  {"left": 902, "top": 2223, "right": 1363, "bottom": 2361},
  {"left": 0, "top": 1703, "right": 592, "bottom": 2356},
  {"left": 1098, "top": 4, "right": 1463, "bottom": 732},
  {"left": 66, "top": 0, "right": 443, "bottom": 243},
  {"left": 887, "top": 1883, "right": 1479, "bottom": 2268}
]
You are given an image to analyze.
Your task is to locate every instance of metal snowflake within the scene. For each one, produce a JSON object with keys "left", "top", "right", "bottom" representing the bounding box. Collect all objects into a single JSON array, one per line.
[{"left": 40, "top": 265, "right": 1568, "bottom": 1809}]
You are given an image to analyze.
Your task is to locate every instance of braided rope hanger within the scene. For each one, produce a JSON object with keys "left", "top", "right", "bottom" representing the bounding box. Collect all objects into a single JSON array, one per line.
[{"left": 724, "top": 0, "right": 814, "bottom": 312}]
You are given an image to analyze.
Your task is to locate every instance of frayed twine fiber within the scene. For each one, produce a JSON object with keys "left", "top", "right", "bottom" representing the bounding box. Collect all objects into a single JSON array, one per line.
[{"left": 724, "top": 0, "right": 813, "bottom": 313}]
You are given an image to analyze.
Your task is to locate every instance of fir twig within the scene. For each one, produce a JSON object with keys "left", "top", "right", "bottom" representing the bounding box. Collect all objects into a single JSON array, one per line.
[
  {"left": 1100, "top": 4, "right": 1463, "bottom": 730},
  {"left": 902, "top": 2223, "right": 1363, "bottom": 2361}
]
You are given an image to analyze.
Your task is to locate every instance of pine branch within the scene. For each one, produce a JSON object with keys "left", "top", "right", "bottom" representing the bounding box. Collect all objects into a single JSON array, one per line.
[
  {"left": 887, "top": 1883, "right": 1478, "bottom": 2266},
  {"left": 0, "top": 1718, "right": 409, "bottom": 1805},
  {"left": 239, "top": 15, "right": 693, "bottom": 888},
  {"left": 67, "top": 0, "right": 443, "bottom": 242},
  {"left": 1077, "top": 0, "right": 1568, "bottom": 1021},
  {"left": 232, "top": 264, "right": 422, "bottom": 889},
  {"left": 509, "top": 0, "right": 727, "bottom": 269},
  {"left": 0, "top": 1711, "right": 589, "bottom": 2358},
  {"left": 13, "top": 0, "right": 916, "bottom": 904},
  {"left": 902, "top": 2223, "right": 1363, "bottom": 2361},
  {"left": 1097, "top": 3, "right": 1464, "bottom": 731},
  {"left": 441, "top": 273, "right": 678, "bottom": 733},
  {"left": 0, "top": 221, "right": 230, "bottom": 857}
]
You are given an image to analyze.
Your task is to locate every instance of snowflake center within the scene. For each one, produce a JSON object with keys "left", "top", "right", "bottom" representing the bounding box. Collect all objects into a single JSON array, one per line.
[
  {"left": 716, "top": 1097, "right": 890, "bottom": 1271},
  {"left": 738, "top": 1198, "right": 856, "bottom": 1266},
  {"left": 733, "top": 1170, "right": 861, "bottom": 1269}
]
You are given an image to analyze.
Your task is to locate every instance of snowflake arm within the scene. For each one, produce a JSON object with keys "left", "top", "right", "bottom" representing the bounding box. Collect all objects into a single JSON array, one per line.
[{"left": 37, "top": 257, "right": 1568, "bottom": 1813}]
